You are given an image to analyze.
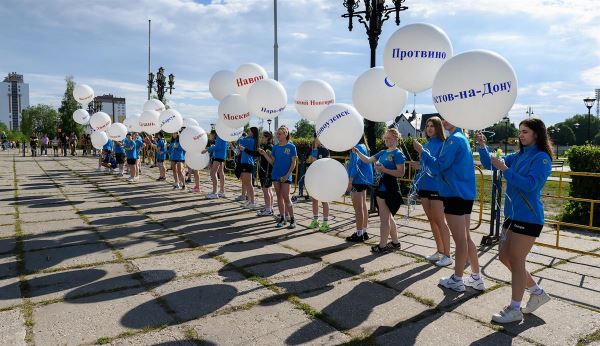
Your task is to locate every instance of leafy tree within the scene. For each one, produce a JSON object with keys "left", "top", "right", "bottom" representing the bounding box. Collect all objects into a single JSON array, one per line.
[
  {"left": 562, "top": 114, "right": 600, "bottom": 145},
  {"left": 58, "top": 76, "right": 83, "bottom": 137},
  {"left": 0, "top": 122, "right": 8, "bottom": 133},
  {"left": 548, "top": 124, "right": 576, "bottom": 145},
  {"left": 483, "top": 120, "right": 518, "bottom": 143},
  {"left": 20, "top": 105, "right": 59, "bottom": 137},
  {"left": 292, "top": 119, "right": 315, "bottom": 139},
  {"left": 374, "top": 121, "right": 386, "bottom": 140}
]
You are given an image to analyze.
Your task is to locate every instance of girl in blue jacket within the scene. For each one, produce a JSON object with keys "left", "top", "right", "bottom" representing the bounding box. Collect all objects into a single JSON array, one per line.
[
  {"left": 413, "top": 120, "right": 484, "bottom": 293},
  {"left": 238, "top": 127, "right": 258, "bottom": 208},
  {"left": 409, "top": 116, "right": 452, "bottom": 267},
  {"left": 476, "top": 118, "right": 553, "bottom": 324},
  {"left": 169, "top": 131, "right": 186, "bottom": 189},
  {"left": 155, "top": 132, "right": 167, "bottom": 181},
  {"left": 346, "top": 135, "right": 373, "bottom": 242},
  {"left": 203, "top": 130, "right": 228, "bottom": 198}
]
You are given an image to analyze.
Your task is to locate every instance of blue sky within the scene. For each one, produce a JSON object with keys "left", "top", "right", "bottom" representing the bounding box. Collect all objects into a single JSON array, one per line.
[{"left": 1, "top": 0, "right": 599, "bottom": 131}]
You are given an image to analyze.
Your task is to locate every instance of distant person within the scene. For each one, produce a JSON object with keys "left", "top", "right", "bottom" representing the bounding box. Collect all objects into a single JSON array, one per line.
[
  {"left": 40, "top": 134, "right": 49, "bottom": 156},
  {"left": 29, "top": 133, "right": 38, "bottom": 157}
]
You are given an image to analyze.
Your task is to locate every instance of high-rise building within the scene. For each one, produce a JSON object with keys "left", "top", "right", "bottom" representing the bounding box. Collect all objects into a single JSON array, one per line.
[
  {"left": 94, "top": 94, "right": 126, "bottom": 123},
  {"left": 0, "top": 72, "right": 30, "bottom": 130}
]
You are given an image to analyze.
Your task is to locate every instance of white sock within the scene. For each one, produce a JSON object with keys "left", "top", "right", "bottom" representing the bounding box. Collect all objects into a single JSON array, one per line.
[
  {"left": 529, "top": 284, "right": 543, "bottom": 296},
  {"left": 510, "top": 299, "right": 521, "bottom": 310},
  {"left": 356, "top": 229, "right": 364, "bottom": 236},
  {"left": 471, "top": 272, "right": 481, "bottom": 280},
  {"left": 451, "top": 275, "right": 463, "bottom": 282}
]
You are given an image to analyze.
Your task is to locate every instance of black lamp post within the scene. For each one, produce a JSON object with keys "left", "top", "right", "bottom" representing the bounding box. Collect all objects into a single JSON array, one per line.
[
  {"left": 342, "top": 0, "right": 408, "bottom": 151},
  {"left": 267, "top": 119, "right": 272, "bottom": 132},
  {"left": 583, "top": 97, "right": 596, "bottom": 143},
  {"left": 148, "top": 67, "right": 175, "bottom": 103},
  {"left": 526, "top": 106, "right": 534, "bottom": 118}
]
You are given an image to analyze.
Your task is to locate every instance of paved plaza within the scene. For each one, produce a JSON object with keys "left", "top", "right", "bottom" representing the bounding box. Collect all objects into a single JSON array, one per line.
[{"left": 0, "top": 152, "right": 598, "bottom": 346}]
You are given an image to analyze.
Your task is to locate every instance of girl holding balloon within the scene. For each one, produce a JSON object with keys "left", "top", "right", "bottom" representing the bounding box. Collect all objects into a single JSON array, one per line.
[
  {"left": 238, "top": 127, "right": 259, "bottom": 209},
  {"left": 241, "top": 130, "right": 274, "bottom": 216},
  {"left": 258, "top": 125, "right": 297, "bottom": 229},
  {"left": 203, "top": 130, "right": 228, "bottom": 199},
  {"left": 409, "top": 116, "right": 452, "bottom": 267},
  {"left": 346, "top": 135, "right": 373, "bottom": 242},
  {"left": 476, "top": 118, "right": 553, "bottom": 324},
  {"left": 169, "top": 131, "right": 186, "bottom": 190},
  {"left": 353, "top": 128, "right": 405, "bottom": 253},
  {"left": 413, "top": 120, "right": 484, "bottom": 293}
]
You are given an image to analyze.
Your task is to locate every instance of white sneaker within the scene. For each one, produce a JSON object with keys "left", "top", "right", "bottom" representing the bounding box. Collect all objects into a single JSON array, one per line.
[
  {"left": 492, "top": 306, "right": 523, "bottom": 324},
  {"left": 118, "top": 172, "right": 124, "bottom": 177},
  {"left": 127, "top": 177, "right": 134, "bottom": 182},
  {"left": 521, "top": 291, "right": 550, "bottom": 314},
  {"left": 439, "top": 275, "right": 465, "bottom": 292},
  {"left": 96, "top": 167, "right": 101, "bottom": 172},
  {"left": 464, "top": 274, "right": 486, "bottom": 291},
  {"left": 426, "top": 252, "right": 443, "bottom": 261},
  {"left": 206, "top": 193, "right": 219, "bottom": 199},
  {"left": 245, "top": 202, "right": 258, "bottom": 209},
  {"left": 218, "top": 192, "right": 226, "bottom": 198},
  {"left": 435, "top": 255, "right": 453, "bottom": 267}
]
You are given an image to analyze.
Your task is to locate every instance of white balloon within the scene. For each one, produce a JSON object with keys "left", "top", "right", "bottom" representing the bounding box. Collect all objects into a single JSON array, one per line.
[
  {"left": 432, "top": 50, "right": 518, "bottom": 130},
  {"left": 305, "top": 158, "right": 349, "bottom": 202},
  {"left": 143, "top": 99, "right": 166, "bottom": 113},
  {"left": 352, "top": 67, "right": 407, "bottom": 122},
  {"left": 89, "top": 112, "right": 112, "bottom": 132},
  {"left": 139, "top": 110, "right": 161, "bottom": 134},
  {"left": 73, "top": 84, "right": 94, "bottom": 105},
  {"left": 218, "top": 94, "right": 251, "bottom": 128},
  {"left": 91, "top": 130, "right": 109, "bottom": 149},
  {"left": 73, "top": 109, "right": 90, "bottom": 125},
  {"left": 159, "top": 109, "right": 183, "bottom": 133},
  {"left": 124, "top": 115, "right": 141, "bottom": 133},
  {"left": 247, "top": 79, "right": 287, "bottom": 120},
  {"left": 383, "top": 23, "right": 453, "bottom": 93},
  {"left": 316, "top": 104, "right": 364, "bottom": 152},
  {"left": 294, "top": 80, "right": 335, "bottom": 121},
  {"left": 106, "top": 123, "right": 128, "bottom": 141},
  {"left": 215, "top": 120, "right": 243, "bottom": 142},
  {"left": 185, "top": 151, "right": 211, "bottom": 170},
  {"left": 182, "top": 117, "right": 199, "bottom": 127},
  {"left": 180, "top": 126, "right": 208, "bottom": 153},
  {"left": 209, "top": 70, "right": 235, "bottom": 101},
  {"left": 233, "top": 63, "right": 268, "bottom": 99}
]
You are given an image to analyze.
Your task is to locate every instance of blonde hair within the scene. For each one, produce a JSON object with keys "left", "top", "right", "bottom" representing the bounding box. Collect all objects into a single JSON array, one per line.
[
  {"left": 384, "top": 128, "right": 401, "bottom": 141},
  {"left": 277, "top": 125, "right": 290, "bottom": 141},
  {"left": 427, "top": 116, "right": 446, "bottom": 141}
]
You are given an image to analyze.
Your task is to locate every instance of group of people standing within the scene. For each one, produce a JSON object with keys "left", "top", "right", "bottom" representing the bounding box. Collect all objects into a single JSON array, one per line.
[{"left": 91, "top": 115, "right": 554, "bottom": 325}]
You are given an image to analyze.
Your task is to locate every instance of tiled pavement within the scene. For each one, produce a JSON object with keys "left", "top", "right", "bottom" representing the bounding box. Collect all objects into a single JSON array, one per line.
[{"left": 0, "top": 152, "right": 598, "bottom": 346}]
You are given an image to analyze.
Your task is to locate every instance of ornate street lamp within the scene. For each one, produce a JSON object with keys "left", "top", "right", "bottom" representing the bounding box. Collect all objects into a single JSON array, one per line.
[
  {"left": 148, "top": 67, "right": 175, "bottom": 103},
  {"left": 342, "top": 0, "right": 408, "bottom": 150},
  {"left": 583, "top": 97, "right": 596, "bottom": 143},
  {"left": 526, "top": 106, "right": 534, "bottom": 118}
]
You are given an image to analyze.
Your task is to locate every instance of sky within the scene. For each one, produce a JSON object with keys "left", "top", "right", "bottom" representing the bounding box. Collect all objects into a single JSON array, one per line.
[{"left": 1, "top": 0, "right": 599, "bottom": 131}]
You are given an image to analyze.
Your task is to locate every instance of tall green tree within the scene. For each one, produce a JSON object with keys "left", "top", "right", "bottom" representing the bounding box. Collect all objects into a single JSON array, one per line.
[
  {"left": 20, "top": 105, "right": 59, "bottom": 137},
  {"left": 548, "top": 124, "right": 576, "bottom": 145},
  {"left": 58, "top": 76, "right": 83, "bottom": 137},
  {"left": 562, "top": 114, "right": 600, "bottom": 145},
  {"left": 292, "top": 119, "right": 315, "bottom": 138},
  {"left": 483, "top": 120, "right": 518, "bottom": 143}
]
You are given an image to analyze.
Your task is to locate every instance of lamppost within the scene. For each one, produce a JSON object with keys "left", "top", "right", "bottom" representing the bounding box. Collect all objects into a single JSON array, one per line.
[
  {"left": 502, "top": 116, "right": 510, "bottom": 153},
  {"left": 148, "top": 67, "right": 175, "bottom": 103},
  {"left": 342, "top": 0, "right": 408, "bottom": 150},
  {"left": 583, "top": 97, "right": 596, "bottom": 143},
  {"left": 549, "top": 127, "right": 560, "bottom": 159},
  {"left": 526, "top": 106, "right": 534, "bottom": 118},
  {"left": 267, "top": 119, "right": 272, "bottom": 132}
]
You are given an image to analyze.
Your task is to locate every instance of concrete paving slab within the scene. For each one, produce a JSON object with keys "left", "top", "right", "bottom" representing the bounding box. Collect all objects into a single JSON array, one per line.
[
  {"left": 209, "top": 241, "right": 299, "bottom": 268},
  {"left": 0, "top": 309, "right": 26, "bottom": 346},
  {"left": 110, "top": 235, "right": 191, "bottom": 259},
  {"left": 554, "top": 258, "right": 600, "bottom": 279},
  {"left": 533, "top": 267, "right": 600, "bottom": 309},
  {"left": 453, "top": 286, "right": 600, "bottom": 346},
  {"left": 153, "top": 271, "right": 275, "bottom": 322},
  {"left": 184, "top": 300, "right": 352, "bottom": 345},
  {"left": 297, "top": 278, "right": 430, "bottom": 336},
  {"left": 109, "top": 327, "right": 195, "bottom": 346},
  {"left": 0, "top": 254, "right": 18, "bottom": 279},
  {"left": 20, "top": 218, "right": 89, "bottom": 235},
  {"left": 130, "top": 250, "right": 220, "bottom": 281},
  {"left": 278, "top": 232, "right": 350, "bottom": 254},
  {"left": 24, "top": 242, "right": 116, "bottom": 273},
  {"left": 33, "top": 288, "right": 175, "bottom": 346},
  {"left": 0, "top": 214, "right": 15, "bottom": 225},
  {"left": 0, "top": 236, "right": 15, "bottom": 254},
  {"left": 18, "top": 209, "right": 80, "bottom": 223},
  {"left": 0, "top": 224, "right": 15, "bottom": 238},
  {"left": 320, "top": 244, "right": 415, "bottom": 275},
  {"left": 0, "top": 276, "right": 21, "bottom": 309},
  {"left": 478, "top": 250, "right": 545, "bottom": 283},
  {"left": 22, "top": 229, "right": 101, "bottom": 252}
]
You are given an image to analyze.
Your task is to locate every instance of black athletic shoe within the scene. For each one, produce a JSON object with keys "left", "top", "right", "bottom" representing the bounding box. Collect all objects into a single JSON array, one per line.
[{"left": 346, "top": 233, "right": 364, "bottom": 242}]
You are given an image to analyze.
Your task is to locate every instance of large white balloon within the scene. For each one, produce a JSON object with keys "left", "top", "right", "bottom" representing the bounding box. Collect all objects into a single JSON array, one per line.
[
  {"left": 139, "top": 110, "right": 161, "bottom": 134},
  {"left": 315, "top": 104, "right": 364, "bottom": 152},
  {"left": 143, "top": 99, "right": 166, "bottom": 113},
  {"left": 432, "top": 50, "right": 518, "bottom": 130},
  {"left": 180, "top": 126, "right": 208, "bottom": 153},
  {"left": 73, "top": 109, "right": 90, "bottom": 125},
  {"left": 89, "top": 112, "right": 112, "bottom": 132},
  {"left": 182, "top": 117, "right": 199, "bottom": 128},
  {"left": 383, "top": 23, "right": 453, "bottom": 93},
  {"left": 247, "top": 79, "right": 287, "bottom": 120},
  {"left": 91, "top": 131, "right": 109, "bottom": 149},
  {"left": 233, "top": 63, "right": 268, "bottom": 99},
  {"left": 218, "top": 94, "right": 251, "bottom": 128},
  {"left": 209, "top": 70, "right": 235, "bottom": 101},
  {"left": 215, "top": 120, "right": 243, "bottom": 142},
  {"left": 106, "top": 123, "right": 128, "bottom": 141},
  {"left": 305, "top": 158, "right": 349, "bottom": 202},
  {"left": 185, "top": 152, "right": 211, "bottom": 170},
  {"left": 294, "top": 80, "right": 335, "bottom": 121},
  {"left": 73, "top": 84, "right": 94, "bottom": 105},
  {"left": 124, "top": 115, "right": 141, "bottom": 133},
  {"left": 159, "top": 109, "right": 183, "bottom": 133},
  {"left": 352, "top": 67, "right": 407, "bottom": 122}
]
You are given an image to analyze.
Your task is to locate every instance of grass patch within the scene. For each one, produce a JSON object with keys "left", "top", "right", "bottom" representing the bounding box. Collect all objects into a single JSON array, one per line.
[
  {"left": 95, "top": 336, "right": 112, "bottom": 344},
  {"left": 402, "top": 291, "right": 435, "bottom": 307},
  {"left": 287, "top": 295, "right": 323, "bottom": 319},
  {"left": 483, "top": 282, "right": 506, "bottom": 294},
  {"left": 577, "top": 328, "right": 600, "bottom": 346},
  {"left": 183, "top": 328, "right": 199, "bottom": 340}
]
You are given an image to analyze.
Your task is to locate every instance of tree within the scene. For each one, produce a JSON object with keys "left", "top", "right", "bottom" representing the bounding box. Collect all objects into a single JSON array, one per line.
[
  {"left": 292, "top": 119, "right": 315, "bottom": 139},
  {"left": 58, "top": 76, "right": 83, "bottom": 137},
  {"left": 483, "top": 120, "right": 518, "bottom": 143},
  {"left": 563, "top": 114, "right": 600, "bottom": 145},
  {"left": 20, "top": 105, "right": 59, "bottom": 137},
  {"left": 374, "top": 121, "right": 386, "bottom": 140},
  {"left": 548, "top": 124, "right": 576, "bottom": 145}
]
